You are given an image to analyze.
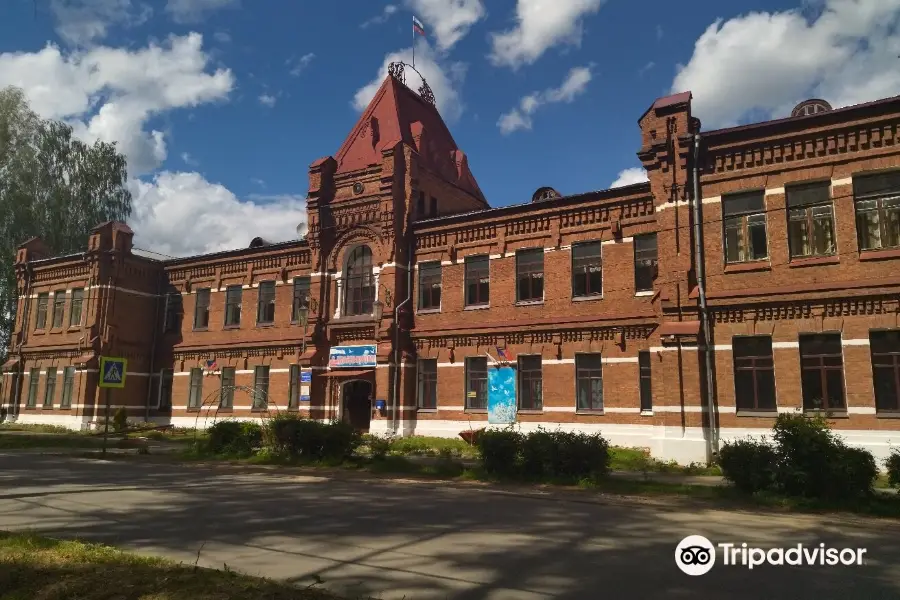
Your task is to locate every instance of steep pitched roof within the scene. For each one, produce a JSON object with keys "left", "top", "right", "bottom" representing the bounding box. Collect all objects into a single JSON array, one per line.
[{"left": 335, "top": 74, "right": 486, "bottom": 203}]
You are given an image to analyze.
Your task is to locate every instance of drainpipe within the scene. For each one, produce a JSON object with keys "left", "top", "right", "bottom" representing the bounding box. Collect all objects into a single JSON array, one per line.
[
  {"left": 144, "top": 268, "right": 162, "bottom": 421},
  {"left": 693, "top": 132, "right": 718, "bottom": 460},
  {"left": 391, "top": 241, "right": 412, "bottom": 436}
]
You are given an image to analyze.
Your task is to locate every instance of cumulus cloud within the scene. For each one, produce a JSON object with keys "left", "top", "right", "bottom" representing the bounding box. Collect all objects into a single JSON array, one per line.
[
  {"left": 610, "top": 167, "right": 648, "bottom": 188},
  {"left": 49, "top": 0, "right": 152, "bottom": 46},
  {"left": 0, "top": 33, "right": 233, "bottom": 175},
  {"left": 497, "top": 65, "right": 592, "bottom": 134},
  {"left": 353, "top": 40, "right": 466, "bottom": 122},
  {"left": 129, "top": 173, "right": 306, "bottom": 257},
  {"left": 287, "top": 53, "right": 315, "bottom": 76},
  {"left": 361, "top": 4, "right": 399, "bottom": 28},
  {"left": 258, "top": 93, "right": 277, "bottom": 107},
  {"left": 490, "top": 0, "right": 604, "bottom": 69},
  {"left": 673, "top": 0, "right": 900, "bottom": 128},
  {"left": 165, "top": 0, "right": 239, "bottom": 23},
  {"left": 406, "top": 0, "right": 486, "bottom": 50}
]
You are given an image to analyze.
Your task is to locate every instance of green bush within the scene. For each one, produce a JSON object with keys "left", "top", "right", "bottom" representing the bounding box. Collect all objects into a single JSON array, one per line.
[
  {"left": 207, "top": 420, "right": 262, "bottom": 456},
  {"left": 832, "top": 446, "right": 877, "bottom": 498},
  {"left": 887, "top": 450, "right": 900, "bottom": 490},
  {"left": 365, "top": 434, "right": 393, "bottom": 460},
  {"left": 718, "top": 438, "right": 777, "bottom": 494},
  {"left": 520, "top": 428, "right": 557, "bottom": 478},
  {"left": 320, "top": 420, "right": 362, "bottom": 461},
  {"left": 112, "top": 407, "right": 128, "bottom": 433},
  {"left": 552, "top": 431, "right": 610, "bottom": 479},
  {"left": 477, "top": 429, "right": 522, "bottom": 477},
  {"left": 262, "top": 415, "right": 360, "bottom": 462}
]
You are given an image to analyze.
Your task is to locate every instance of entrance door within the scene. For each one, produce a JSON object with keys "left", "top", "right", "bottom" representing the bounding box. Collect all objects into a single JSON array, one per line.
[{"left": 342, "top": 380, "right": 372, "bottom": 432}]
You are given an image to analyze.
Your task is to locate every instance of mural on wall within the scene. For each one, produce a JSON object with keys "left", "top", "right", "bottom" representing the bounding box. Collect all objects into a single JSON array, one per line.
[{"left": 487, "top": 366, "right": 517, "bottom": 425}]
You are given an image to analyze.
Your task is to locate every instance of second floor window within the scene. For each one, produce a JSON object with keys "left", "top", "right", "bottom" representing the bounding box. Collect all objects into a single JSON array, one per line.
[
  {"left": 854, "top": 171, "right": 900, "bottom": 251},
  {"left": 344, "top": 245, "right": 375, "bottom": 316},
  {"left": 69, "top": 288, "right": 83, "bottom": 327},
  {"left": 51, "top": 291, "right": 65, "bottom": 328},
  {"left": 516, "top": 248, "right": 544, "bottom": 303},
  {"left": 35, "top": 293, "right": 49, "bottom": 329},
  {"left": 194, "top": 288, "right": 210, "bottom": 329},
  {"left": 257, "top": 281, "right": 276, "bottom": 324},
  {"left": 572, "top": 242, "right": 602, "bottom": 297},
  {"left": 634, "top": 234, "right": 658, "bottom": 292},
  {"left": 465, "top": 255, "right": 489, "bottom": 306},
  {"left": 787, "top": 181, "right": 835, "bottom": 259},
  {"left": 292, "top": 277, "right": 310, "bottom": 323},
  {"left": 164, "top": 293, "right": 182, "bottom": 333},
  {"left": 723, "top": 191, "right": 768, "bottom": 263},
  {"left": 225, "top": 285, "right": 242, "bottom": 327},
  {"left": 418, "top": 262, "right": 442, "bottom": 310}
]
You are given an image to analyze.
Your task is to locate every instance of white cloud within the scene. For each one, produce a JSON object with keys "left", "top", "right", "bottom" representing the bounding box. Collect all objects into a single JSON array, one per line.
[
  {"left": 610, "top": 167, "right": 648, "bottom": 188},
  {"left": 180, "top": 152, "right": 198, "bottom": 166},
  {"left": 353, "top": 40, "right": 466, "bottom": 122},
  {"left": 129, "top": 172, "right": 306, "bottom": 257},
  {"left": 361, "top": 4, "right": 399, "bottom": 28},
  {"left": 406, "top": 0, "right": 486, "bottom": 50},
  {"left": 258, "top": 94, "right": 277, "bottom": 107},
  {"left": 0, "top": 33, "right": 233, "bottom": 174},
  {"left": 213, "top": 30, "right": 232, "bottom": 43},
  {"left": 489, "top": 0, "right": 604, "bottom": 69},
  {"left": 287, "top": 53, "right": 315, "bottom": 76},
  {"left": 497, "top": 65, "right": 592, "bottom": 134},
  {"left": 673, "top": 0, "right": 900, "bottom": 128},
  {"left": 165, "top": 0, "right": 239, "bottom": 24},
  {"left": 49, "top": 0, "right": 152, "bottom": 46}
]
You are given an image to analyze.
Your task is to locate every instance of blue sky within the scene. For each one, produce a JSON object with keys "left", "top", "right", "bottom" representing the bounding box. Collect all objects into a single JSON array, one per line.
[{"left": 1, "top": 0, "right": 898, "bottom": 257}]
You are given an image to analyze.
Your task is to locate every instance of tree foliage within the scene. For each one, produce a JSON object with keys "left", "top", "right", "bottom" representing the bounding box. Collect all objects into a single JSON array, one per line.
[{"left": 0, "top": 86, "right": 133, "bottom": 360}]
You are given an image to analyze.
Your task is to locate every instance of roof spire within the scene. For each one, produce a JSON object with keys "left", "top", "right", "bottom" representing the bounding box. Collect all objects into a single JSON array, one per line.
[{"left": 387, "top": 61, "right": 436, "bottom": 108}]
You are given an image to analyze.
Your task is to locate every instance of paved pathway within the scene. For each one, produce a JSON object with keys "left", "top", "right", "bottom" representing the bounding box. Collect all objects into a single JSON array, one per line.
[{"left": 2, "top": 452, "right": 900, "bottom": 599}]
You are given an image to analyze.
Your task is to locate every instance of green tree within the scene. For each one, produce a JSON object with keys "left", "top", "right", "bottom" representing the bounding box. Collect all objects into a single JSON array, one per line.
[{"left": 0, "top": 86, "right": 132, "bottom": 361}]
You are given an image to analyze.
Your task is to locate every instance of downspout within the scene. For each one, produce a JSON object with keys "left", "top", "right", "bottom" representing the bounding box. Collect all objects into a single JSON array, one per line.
[
  {"left": 391, "top": 241, "right": 412, "bottom": 435},
  {"left": 693, "top": 132, "right": 718, "bottom": 460},
  {"left": 144, "top": 267, "right": 162, "bottom": 421}
]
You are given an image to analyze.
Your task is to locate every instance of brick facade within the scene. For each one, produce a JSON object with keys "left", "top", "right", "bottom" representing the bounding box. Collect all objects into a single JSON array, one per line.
[{"left": 5, "top": 72, "right": 900, "bottom": 464}]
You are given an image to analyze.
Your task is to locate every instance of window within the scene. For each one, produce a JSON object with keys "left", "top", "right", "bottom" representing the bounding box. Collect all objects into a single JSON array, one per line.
[
  {"left": 871, "top": 330, "right": 900, "bottom": 413},
  {"left": 159, "top": 369, "right": 174, "bottom": 410},
  {"left": 43, "top": 367, "right": 56, "bottom": 408},
  {"left": 51, "top": 291, "right": 65, "bottom": 328},
  {"left": 854, "top": 172, "right": 900, "bottom": 251},
  {"left": 417, "top": 359, "right": 437, "bottom": 409},
  {"left": 253, "top": 366, "right": 270, "bottom": 409},
  {"left": 188, "top": 368, "right": 203, "bottom": 409},
  {"left": 518, "top": 355, "right": 543, "bottom": 410},
  {"left": 292, "top": 277, "right": 311, "bottom": 323},
  {"left": 220, "top": 367, "right": 235, "bottom": 409},
  {"left": 257, "top": 281, "right": 276, "bottom": 324},
  {"left": 164, "top": 293, "right": 182, "bottom": 333},
  {"left": 417, "top": 191, "right": 426, "bottom": 216},
  {"left": 194, "top": 288, "right": 210, "bottom": 329},
  {"left": 465, "top": 255, "right": 490, "bottom": 307},
  {"left": 35, "top": 293, "right": 48, "bottom": 329},
  {"left": 787, "top": 182, "right": 836, "bottom": 258},
  {"left": 288, "top": 364, "right": 300, "bottom": 409},
  {"left": 572, "top": 242, "right": 602, "bottom": 297},
  {"left": 634, "top": 234, "right": 658, "bottom": 292},
  {"left": 465, "top": 357, "right": 488, "bottom": 410},
  {"left": 516, "top": 249, "right": 544, "bottom": 302},
  {"left": 575, "top": 354, "right": 603, "bottom": 411},
  {"left": 60, "top": 367, "right": 75, "bottom": 409},
  {"left": 723, "top": 191, "right": 768, "bottom": 263},
  {"left": 639, "top": 351, "right": 652, "bottom": 412},
  {"left": 418, "top": 262, "right": 442, "bottom": 310},
  {"left": 26, "top": 368, "right": 38, "bottom": 408},
  {"left": 732, "top": 336, "right": 776, "bottom": 412},
  {"left": 69, "top": 288, "right": 84, "bottom": 327},
  {"left": 430, "top": 196, "right": 438, "bottom": 217},
  {"left": 343, "top": 246, "right": 375, "bottom": 316},
  {"left": 225, "top": 285, "right": 242, "bottom": 327},
  {"left": 799, "top": 333, "right": 845, "bottom": 411}
]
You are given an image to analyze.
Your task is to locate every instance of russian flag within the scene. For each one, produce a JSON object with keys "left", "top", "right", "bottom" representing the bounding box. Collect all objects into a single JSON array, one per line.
[{"left": 413, "top": 16, "right": 426, "bottom": 36}]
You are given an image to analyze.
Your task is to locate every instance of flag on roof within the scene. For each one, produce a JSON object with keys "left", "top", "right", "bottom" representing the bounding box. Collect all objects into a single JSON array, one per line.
[{"left": 413, "top": 16, "right": 426, "bottom": 36}]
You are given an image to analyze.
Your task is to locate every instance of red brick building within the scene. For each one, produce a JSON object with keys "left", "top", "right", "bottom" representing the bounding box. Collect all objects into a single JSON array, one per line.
[{"left": 5, "top": 67, "right": 900, "bottom": 464}]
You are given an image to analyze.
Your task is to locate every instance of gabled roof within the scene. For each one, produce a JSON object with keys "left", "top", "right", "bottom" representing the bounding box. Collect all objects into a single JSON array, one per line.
[{"left": 335, "top": 74, "right": 486, "bottom": 202}]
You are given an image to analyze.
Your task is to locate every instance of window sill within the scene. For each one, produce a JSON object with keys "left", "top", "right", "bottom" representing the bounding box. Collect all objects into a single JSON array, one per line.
[
  {"left": 67, "top": 325, "right": 81, "bottom": 331},
  {"left": 256, "top": 322, "right": 275, "bottom": 328},
  {"left": 876, "top": 411, "right": 900, "bottom": 418},
  {"left": 859, "top": 248, "right": 900, "bottom": 262},
  {"left": 223, "top": 324, "right": 242, "bottom": 330},
  {"left": 417, "top": 408, "right": 438, "bottom": 413},
  {"left": 416, "top": 308, "right": 441, "bottom": 315},
  {"left": 41, "top": 406, "right": 54, "bottom": 410},
  {"left": 250, "top": 407, "right": 270, "bottom": 413},
  {"left": 465, "top": 408, "right": 487, "bottom": 414},
  {"left": 736, "top": 410, "right": 779, "bottom": 418},
  {"left": 186, "top": 407, "right": 201, "bottom": 413},
  {"left": 59, "top": 405, "right": 72, "bottom": 411},
  {"left": 193, "top": 327, "right": 209, "bottom": 333},
  {"left": 217, "top": 407, "right": 233, "bottom": 413},
  {"left": 572, "top": 295, "right": 603, "bottom": 303},
  {"left": 788, "top": 255, "right": 840, "bottom": 268},
  {"left": 640, "top": 410, "right": 653, "bottom": 416},
  {"left": 515, "top": 300, "right": 544, "bottom": 307},
  {"left": 575, "top": 409, "right": 604, "bottom": 415},
  {"left": 517, "top": 409, "right": 543, "bottom": 415},
  {"left": 803, "top": 409, "right": 848, "bottom": 418},
  {"left": 635, "top": 290, "right": 655, "bottom": 297},
  {"left": 724, "top": 261, "right": 771, "bottom": 273},
  {"left": 48, "top": 328, "right": 64, "bottom": 335},
  {"left": 464, "top": 304, "right": 490, "bottom": 311},
  {"left": 32, "top": 329, "right": 45, "bottom": 335}
]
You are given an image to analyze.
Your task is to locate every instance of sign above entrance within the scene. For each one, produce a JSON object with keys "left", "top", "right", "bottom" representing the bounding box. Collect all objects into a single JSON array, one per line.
[{"left": 328, "top": 345, "right": 377, "bottom": 368}]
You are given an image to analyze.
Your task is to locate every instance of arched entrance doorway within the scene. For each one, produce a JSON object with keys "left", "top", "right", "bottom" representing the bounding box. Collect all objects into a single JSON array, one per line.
[{"left": 341, "top": 380, "right": 372, "bottom": 432}]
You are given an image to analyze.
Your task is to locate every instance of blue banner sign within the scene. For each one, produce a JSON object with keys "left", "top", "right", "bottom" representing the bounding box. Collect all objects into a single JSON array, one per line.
[
  {"left": 300, "top": 370, "right": 312, "bottom": 383},
  {"left": 487, "top": 366, "right": 517, "bottom": 424},
  {"left": 328, "top": 345, "right": 377, "bottom": 368}
]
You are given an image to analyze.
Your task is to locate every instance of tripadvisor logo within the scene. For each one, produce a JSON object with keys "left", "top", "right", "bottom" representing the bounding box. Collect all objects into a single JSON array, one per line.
[{"left": 675, "top": 535, "right": 867, "bottom": 576}]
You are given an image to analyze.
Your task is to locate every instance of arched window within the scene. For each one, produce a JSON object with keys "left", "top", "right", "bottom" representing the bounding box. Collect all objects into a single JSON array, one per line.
[{"left": 343, "top": 245, "right": 375, "bottom": 316}]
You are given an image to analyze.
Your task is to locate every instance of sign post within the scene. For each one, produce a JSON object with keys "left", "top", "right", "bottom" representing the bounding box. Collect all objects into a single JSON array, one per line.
[{"left": 98, "top": 356, "right": 127, "bottom": 456}]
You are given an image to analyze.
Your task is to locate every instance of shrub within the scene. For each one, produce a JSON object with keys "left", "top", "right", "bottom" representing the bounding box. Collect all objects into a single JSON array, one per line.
[
  {"left": 112, "top": 407, "right": 128, "bottom": 433},
  {"left": 263, "top": 416, "right": 361, "bottom": 462},
  {"left": 207, "top": 420, "right": 262, "bottom": 456},
  {"left": 520, "top": 428, "right": 557, "bottom": 479},
  {"left": 830, "top": 446, "right": 877, "bottom": 499},
  {"left": 477, "top": 429, "right": 521, "bottom": 477},
  {"left": 718, "top": 438, "right": 777, "bottom": 494},
  {"left": 366, "top": 434, "right": 393, "bottom": 460},
  {"left": 551, "top": 431, "right": 610, "bottom": 479},
  {"left": 320, "top": 420, "right": 362, "bottom": 461},
  {"left": 887, "top": 450, "right": 900, "bottom": 490}
]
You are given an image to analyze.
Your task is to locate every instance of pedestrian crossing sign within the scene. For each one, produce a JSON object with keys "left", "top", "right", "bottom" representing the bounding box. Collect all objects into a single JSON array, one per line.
[{"left": 99, "top": 356, "right": 127, "bottom": 388}]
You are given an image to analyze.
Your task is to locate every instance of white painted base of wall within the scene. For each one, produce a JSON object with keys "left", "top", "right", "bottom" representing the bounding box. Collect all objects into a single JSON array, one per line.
[{"left": 9, "top": 413, "right": 900, "bottom": 465}]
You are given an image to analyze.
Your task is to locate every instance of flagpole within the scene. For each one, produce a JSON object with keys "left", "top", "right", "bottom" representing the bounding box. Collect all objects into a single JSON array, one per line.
[{"left": 412, "top": 16, "right": 416, "bottom": 69}]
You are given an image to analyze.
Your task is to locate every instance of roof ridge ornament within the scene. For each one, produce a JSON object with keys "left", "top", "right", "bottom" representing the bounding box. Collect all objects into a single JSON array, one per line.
[{"left": 388, "top": 61, "right": 436, "bottom": 108}]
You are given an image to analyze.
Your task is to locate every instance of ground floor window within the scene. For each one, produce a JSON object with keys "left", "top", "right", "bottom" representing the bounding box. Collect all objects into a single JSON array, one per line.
[
  {"left": 733, "top": 336, "right": 776, "bottom": 412},
  {"left": 518, "top": 355, "right": 542, "bottom": 410},
  {"left": 220, "top": 367, "right": 235, "bottom": 409},
  {"left": 871, "top": 330, "right": 900, "bottom": 413},
  {"left": 60, "top": 367, "right": 75, "bottom": 409},
  {"left": 253, "top": 366, "right": 270, "bottom": 409},
  {"left": 465, "top": 357, "right": 488, "bottom": 410},
  {"left": 575, "top": 354, "right": 603, "bottom": 411},
  {"left": 639, "top": 351, "right": 652, "bottom": 412},
  {"left": 188, "top": 368, "right": 203, "bottom": 409},
  {"left": 799, "top": 333, "right": 845, "bottom": 411},
  {"left": 417, "top": 359, "right": 438, "bottom": 409}
]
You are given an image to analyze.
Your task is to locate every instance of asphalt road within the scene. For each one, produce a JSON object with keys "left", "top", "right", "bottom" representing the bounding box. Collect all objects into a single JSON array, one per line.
[{"left": 2, "top": 453, "right": 900, "bottom": 600}]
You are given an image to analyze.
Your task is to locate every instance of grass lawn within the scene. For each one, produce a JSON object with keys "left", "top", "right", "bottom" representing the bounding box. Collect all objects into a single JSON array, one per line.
[
  {"left": 0, "top": 434, "right": 108, "bottom": 450},
  {"left": 0, "top": 531, "right": 349, "bottom": 600}
]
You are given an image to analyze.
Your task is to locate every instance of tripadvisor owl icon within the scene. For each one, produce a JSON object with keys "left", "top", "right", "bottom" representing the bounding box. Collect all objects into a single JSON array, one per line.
[{"left": 675, "top": 535, "right": 716, "bottom": 576}]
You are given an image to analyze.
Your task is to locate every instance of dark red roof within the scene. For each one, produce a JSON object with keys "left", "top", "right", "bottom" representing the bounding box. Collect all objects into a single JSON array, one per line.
[
  {"left": 335, "top": 75, "right": 486, "bottom": 202},
  {"left": 639, "top": 91, "right": 692, "bottom": 122}
]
